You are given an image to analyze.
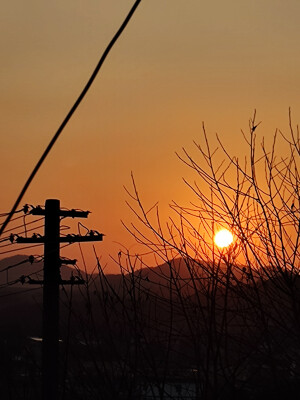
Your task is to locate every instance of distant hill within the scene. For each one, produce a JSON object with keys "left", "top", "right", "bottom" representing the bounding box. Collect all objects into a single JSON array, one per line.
[
  {"left": 0, "top": 254, "right": 248, "bottom": 289},
  {"left": 0, "top": 254, "right": 292, "bottom": 339},
  {"left": 0, "top": 255, "right": 88, "bottom": 337},
  {"left": 0, "top": 256, "right": 298, "bottom": 400},
  {"left": 0, "top": 254, "right": 86, "bottom": 286},
  {"left": 92, "top": 257, "right": 249, "bottom": 297}
]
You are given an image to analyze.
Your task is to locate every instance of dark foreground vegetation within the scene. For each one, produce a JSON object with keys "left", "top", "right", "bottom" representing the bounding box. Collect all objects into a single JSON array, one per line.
[
  {"left": 1, "top": 113, "right": 299, "bottom": 399},
  {"left": 1, "top": 255, "right": 300, "bottom": 400}
]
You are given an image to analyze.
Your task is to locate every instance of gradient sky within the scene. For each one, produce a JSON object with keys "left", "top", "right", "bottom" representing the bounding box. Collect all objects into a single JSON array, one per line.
[{"left": 1, "top": 0, "right": 300, "bottom": 272}]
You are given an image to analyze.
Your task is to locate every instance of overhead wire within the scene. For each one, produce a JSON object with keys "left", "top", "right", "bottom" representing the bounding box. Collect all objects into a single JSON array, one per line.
[
  {"left": 0, "top": 212, "right": 11, "bottom": 218},
  {"left": 0, "top": 0, "right": 144, "bottom": 345},
  {"left": 0, "top": 207, "right": 27, "bottom": 219},
  {"left": 0, "top": 216, "right": 44, "bottom": 241},
  {"left": 3, "top": 213, "right": 25, "bottom": 224},
  {"left": 0, "top": 258, "right": 43, "bottom": 295},
  {"left": 0, "top": 216, "right": 82, "bottom": 300},
  {"left": 0, "top": 225, "right": 45, "bottom": 248},
  {"left": 0, "top": 258, "right": 31, "bottom": 273},
  {"left": 26, "top": 268, "right": 44, "bottom": 282},
  {"left": 0, "top": 237, "right": 11, "bottom": 243},
  {"left": 0, "top": 287, "right": 42, "bottom": 298},
  {"left": 0, "top": 243, "right": 43, "bottom": 256},
  {"left": 0, "top": 242, "right": 76, "bottom": 268},
  {"left": 0, "top": 0, "right": 142, "bottom": 237},
  {"left": 0, "top": 278, "right": 24, "bottom": 288},
  {"left": 7, "top": 217, "right": 44, "bottom": 232},
  {"left": 0, "top": 242, "right": 14, "bottom": 249},
  {"left": 0, "top": 213, "right": 57, "bottom": 255}
]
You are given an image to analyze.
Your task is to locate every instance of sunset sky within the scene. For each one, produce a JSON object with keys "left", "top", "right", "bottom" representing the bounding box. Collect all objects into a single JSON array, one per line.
[{"left": 1, "top": 0, "right": 300, "bottom": 272}]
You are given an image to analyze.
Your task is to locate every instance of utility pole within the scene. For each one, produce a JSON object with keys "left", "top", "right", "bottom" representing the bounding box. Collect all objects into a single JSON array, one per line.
[{"left": 14, "top": 199, "right": 103, "bottom": 400}]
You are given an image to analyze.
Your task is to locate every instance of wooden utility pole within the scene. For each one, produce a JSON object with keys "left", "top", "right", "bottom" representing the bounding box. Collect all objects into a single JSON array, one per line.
[
  {"left": 15, "top": 199, "right": 103, "bottom": 400},
  {"left": 43, "top": 199, "right": 61, "bottom": 400}
]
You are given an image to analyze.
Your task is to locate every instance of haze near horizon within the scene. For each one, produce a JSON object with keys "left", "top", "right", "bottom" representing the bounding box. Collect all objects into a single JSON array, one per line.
[{"left": 1, "top": 0, "right": 299, "bottom": 272}]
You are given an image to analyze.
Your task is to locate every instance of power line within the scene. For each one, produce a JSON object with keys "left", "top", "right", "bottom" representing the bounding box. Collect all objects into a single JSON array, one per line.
[
  {"left": 0, "top": 286, "right": 42, "bottom": 298},
  {"left": 0, "top": 278, "right": 24, "bottom": 288},
  {"left": 7, "top": 217, "right": 44, "bottom": 232},
  {"left": 0, "top": 256, "right": 35, "bottom": 273},
  {"left": 3, "top": 213, "right": 24, "bottom": 224},
  {"left": 0, "top": 243, "right": 43, "bottom": 256},
  {"left": 0, "top": 0, "right": 142, "bottom": 238},
  {"left": 0, "top": 224, "right": 74, "bottom": 255},
  {"left": 0, "top": 205, "right": 32, "bottom": 236},
  {"left": 0, "top": 207, "right": 26, "bottom": 218},
  {"left": 0, "top": 241, "right": 75, "bottom": 257},
  {"left": 0, "top": 242, "right": 13, "bottom": 249},
  {"left": 0, "top": 225, "right": 45, "bottom": 248},
  {"left": 14, "top": 199, "right": 103, "bottom": 400}
]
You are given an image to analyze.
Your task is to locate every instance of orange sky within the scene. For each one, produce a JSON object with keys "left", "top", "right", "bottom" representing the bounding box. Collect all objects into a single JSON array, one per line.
[{"left": 1, "top": 0, "right": 300, "bottom": 273}]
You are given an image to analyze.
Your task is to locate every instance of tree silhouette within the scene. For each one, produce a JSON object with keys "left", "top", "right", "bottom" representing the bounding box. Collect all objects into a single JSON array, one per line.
[
  {"left": 9, "top": 113, "right": 299, "bottom": 399},
  {"left": 98, "top": 111, "right": 300, "bottom": 399}
]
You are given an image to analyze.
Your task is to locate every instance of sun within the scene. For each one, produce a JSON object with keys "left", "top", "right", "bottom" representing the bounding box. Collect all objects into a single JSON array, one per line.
[{"left": 214, "top": 229, "right": 234, "bottom": 248}]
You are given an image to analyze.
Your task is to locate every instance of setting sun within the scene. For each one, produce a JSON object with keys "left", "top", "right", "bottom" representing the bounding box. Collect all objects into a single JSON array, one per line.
[{"left": 214, "top": 229, "right": 234, "bottom": 248}]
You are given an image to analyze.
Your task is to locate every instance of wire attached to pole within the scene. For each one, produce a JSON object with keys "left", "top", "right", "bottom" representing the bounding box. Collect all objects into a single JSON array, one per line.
[{"left": 0, "top": 0, "right": 142, "bottom": 238}]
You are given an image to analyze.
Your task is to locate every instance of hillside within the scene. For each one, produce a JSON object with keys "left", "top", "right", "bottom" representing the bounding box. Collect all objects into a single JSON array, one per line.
[
  {"left": 0, "top": 254, "right": 86, "bottom": 286},
  {"left": 0, "top": 255, "right": 299, "bottom": 399}
]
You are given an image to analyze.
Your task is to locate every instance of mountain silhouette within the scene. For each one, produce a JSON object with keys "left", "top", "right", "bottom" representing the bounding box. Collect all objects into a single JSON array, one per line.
[{"left": 0, "top": 254, "right": 85, "bottom": 286}]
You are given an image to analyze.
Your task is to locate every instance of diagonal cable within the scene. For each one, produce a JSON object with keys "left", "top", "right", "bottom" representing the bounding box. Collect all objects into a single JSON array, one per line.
[{"left": 0, "top": 0, "right": 142, "bottom": 237}]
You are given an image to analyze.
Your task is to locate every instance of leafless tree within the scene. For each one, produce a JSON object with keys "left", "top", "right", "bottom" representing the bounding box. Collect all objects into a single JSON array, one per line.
[{"left": 61, "top": 112, "right": 300, "bottom": 400}]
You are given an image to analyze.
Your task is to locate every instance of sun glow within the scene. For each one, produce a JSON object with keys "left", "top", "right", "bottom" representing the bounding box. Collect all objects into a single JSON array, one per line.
[{"left": 214, "top": 229, "right": 234, "bottom": 248}]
